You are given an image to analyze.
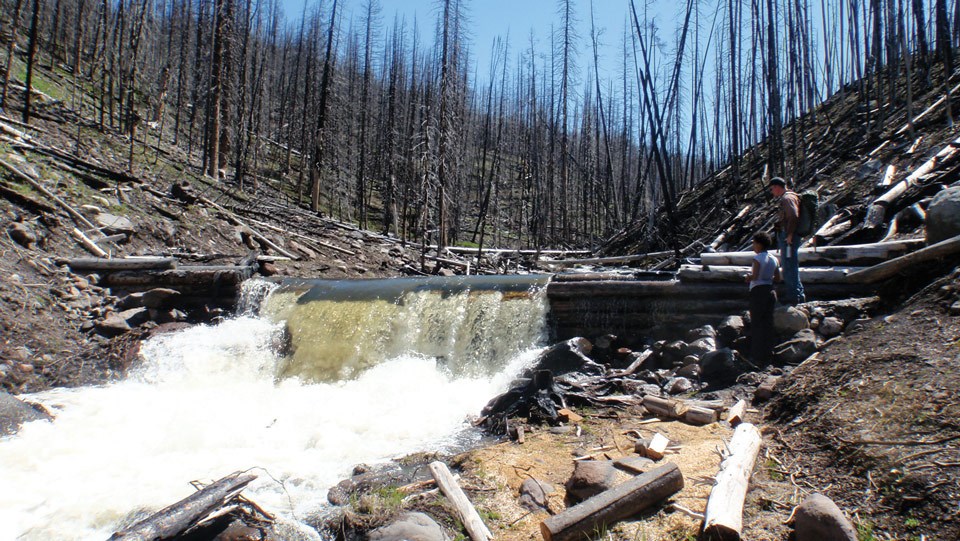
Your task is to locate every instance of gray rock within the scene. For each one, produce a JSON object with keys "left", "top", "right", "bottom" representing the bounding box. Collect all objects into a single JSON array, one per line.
[
  {"left": 793, "top": 493, "right": 857, "bottom": 541},
  {"left": 774, "top": 329, "right": 818, "bottom": 364},
  {"left": 699, "top": 348, "right": 736, "bottom": 377},
  {"left": 685, "top": 325, "right": 717, "bottom": 342},
  {"left": 367, "top": 512, "right": 448, "bottom": 541},
  {"left": 856, "top": 158, "right": 882, "bottom": 180},
  {"left": 845, "top": 317, "right": 871, "bottom": 334},
  {"left": 141, "top": 288, "right": 182, "bottom": 309},
  {"left": 675, "top": 363, "right": 701, "bottom": 379},
  {"left": 925, "top": 186, "right": 960, "bottom": 244},
  {"left": 680, "top": 355, "right": 700, "bottom": 366},
  {"left": 0, "top": 391, "right": 52, "bottom": 436},
  {"left": 95, "top": 213, "right": 137, "bottom": 235},
  {"left": 717, "top": 315, "right": 745, "bottom": 345},
  {"left": 97, "top": 314, "right": 132, "bottom": 336},
  {"left": 519, "top": 478, "right": 554, "bottom": 511},
  {"left": 667, "top": 377, "right": 694, "bottom": 394},
  {"left": 684, "top": 337, "right": 716, "bottom": 357},
  {"left": 613, "top": 456, "right": 654, "bottom": 474},
  {"left": 819, "top": 316, "right": 843, "bottom": 338},
  {"left": 116, "top": 292, "right": 146, "bottom": 310},
  {"left": 565, "top": 460, "right": 617, "bottom": 501},
  {"left": 774, "top": 306, "right": 810, "bottom": 336}
]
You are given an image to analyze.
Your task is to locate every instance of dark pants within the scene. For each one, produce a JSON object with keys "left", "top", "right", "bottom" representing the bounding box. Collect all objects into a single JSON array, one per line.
[{"left": 749, "top": 285, "right": 777, "bottom": 364}]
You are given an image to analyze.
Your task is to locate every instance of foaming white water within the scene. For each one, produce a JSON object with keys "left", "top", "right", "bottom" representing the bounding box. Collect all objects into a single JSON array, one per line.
[{"left": 0, "top": 316, "right": 541, "bottom": 540}]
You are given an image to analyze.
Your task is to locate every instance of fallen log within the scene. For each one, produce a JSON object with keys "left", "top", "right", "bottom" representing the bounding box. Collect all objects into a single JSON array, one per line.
[
  {"left": 698, "top": 239, "right": 925, "bottom": 267},
  {"left": 540, "top": 462, "right": 684, "bottom": 541},
  {"left": 70, "top": 228, "right": 108, "bottom": 257},
  {"left": 541, "top": 251, "right": 673, "bottom": 267},
  {"left": 108, "top": 471, "right": 257, "bottom": 540},
  {"left": 725, "top": 399, "right": 747, "bottom": 426},
  {"left": 678, "top": 264, "right": 862, "bottom": 284},
  {"left": 846, "top": 233, "right": 960, "bottom": 284},
  {"left": 0, "top": 157, "right": 100, "bottom": 231},
  {"left": 702, "top": 423, "right": 762, "bottom": 541},
  {"left": 863, "top": 135, "right": 960, "bottom": 229},
  {"left": 683, "top": 406, "right": 719, "bottom": 425},
  {"left": 428, "top": 461, "right": 492, "bottom": 541},
  {"left": 642, "top": 396, "right": 682, "bottom": 419},
  {"left": 61, "top": 256, "right": 178, "bottom": 271},
  {"left": 0, "top": 181, "right": 57, "bottom": 214},
  {"left": 101, "top": 266, "right": 255, "bottom": 288}
]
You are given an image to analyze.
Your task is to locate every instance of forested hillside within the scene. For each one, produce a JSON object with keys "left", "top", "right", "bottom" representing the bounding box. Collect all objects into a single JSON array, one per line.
[{"left": 4, "top": 0, "right": 956, "bottom": 253}]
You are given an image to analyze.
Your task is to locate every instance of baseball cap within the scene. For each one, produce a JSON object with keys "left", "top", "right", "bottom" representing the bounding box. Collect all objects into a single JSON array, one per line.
[{"left": 767, "top": 177, "right": 786, "bottom": 188}]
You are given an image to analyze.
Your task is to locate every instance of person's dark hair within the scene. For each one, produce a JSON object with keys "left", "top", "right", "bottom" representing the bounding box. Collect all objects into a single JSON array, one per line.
[
  {"left": 767, "top": 176, "right": 787, "bottom": 188},
  {"left": 752, "top": 232, "right": 773, "bottom": 249}
]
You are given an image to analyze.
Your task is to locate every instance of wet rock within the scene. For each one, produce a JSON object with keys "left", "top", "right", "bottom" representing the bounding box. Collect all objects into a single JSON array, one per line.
[
  {"left": 141, "top": 288, "right": 181, "bottom": 309},
  {"left": 819, "top": 316, "right": 843, "bottom": 338},
  {"left": 214, "top": 520, "right": 264, "bottom": 541},
  {"left": 0, "top": 391, "right": 52, "bottom": 436},
  {"left": 368, "top": 512, "right": 448, "bottom": 541},
  {"left": 925, "top": 186, "right": 960, "bottom": 244},
  {"left": 793, "top": 493, "right": 857, "bottom": 541},
  {"left": 773, "top": 329, "right": 818, "bottom": 364},
  {"left": 774, "top": 306, "right": 809, "bottom": 336},
  {"left": 717, "top": 315, "right": 745, "bottom": 345},
  {"left": 532, "top": 338, "right": 602, "bottom": 376},
  {"left": 565, "top": 460, "right": 617, "bottom": 501},
  {"left": 519, "top": 478, "right": 555, "bottom": 512},
  {"left": 699, "top": 348, "right": 736, "bottom": 377}
]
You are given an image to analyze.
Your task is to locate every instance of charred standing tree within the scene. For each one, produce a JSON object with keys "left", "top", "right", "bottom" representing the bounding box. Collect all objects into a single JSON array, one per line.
[
  {"left": 310, "top": 0, "right": 338, "bottom": 213},
  {"left": 766, "top": 0, "right": 784, "bottom": 175},
  {"left": 206, "top": 0, "right": 229, "bottom": 179},
  {"left": 0, "top": 0, "right": 26, "bottom": 109},
  {"left": 22, "top": 0, "right": 42, "bottom": 125}
]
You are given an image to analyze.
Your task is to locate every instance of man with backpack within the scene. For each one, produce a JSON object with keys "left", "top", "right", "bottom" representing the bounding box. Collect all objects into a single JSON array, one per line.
[{"left": 767, "top": 177, "right": 806, "bottom": 305}]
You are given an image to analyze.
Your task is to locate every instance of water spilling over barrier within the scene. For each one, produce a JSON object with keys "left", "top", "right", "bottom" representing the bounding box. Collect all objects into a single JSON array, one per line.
[
  {"left": 0, "top": 275, "right": 552, "bottom": 539},
  {"left": 263, "top": 275, "right": 551, "bottom": 381}
]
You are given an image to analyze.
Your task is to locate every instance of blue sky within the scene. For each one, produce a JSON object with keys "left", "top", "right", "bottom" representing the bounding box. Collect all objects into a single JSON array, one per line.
[{"left": 280, "top": 0, "right": 680, "bottom": 85}]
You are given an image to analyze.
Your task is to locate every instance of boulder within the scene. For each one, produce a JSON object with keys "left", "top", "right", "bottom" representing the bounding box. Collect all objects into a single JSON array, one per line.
[
  {"left": 95, "top": 213, "right": 137, "bottom": 235},
  {"left": 660, "top": 340, "right": 687, "bottom": 366},
  {"left": 565, "top": 460, "right": 617, "bottom": 501},
  {"left": 532, "top": 338, "right": 603, "bottom": 376},
  {"left": 819, "top": 316, "right": 843, "bottom": 338},
  {"left": 141, "top": 288, "right": 182, "bottom": 309},
  {"left": 685, "top": 325, "right": 717, "bottom": 342},
  {"left": 793, "top": 493, "right": 857, "bottom": 541},
  {"left": 925, "top": 186, "right": 960, "bottom": 244},
  {"left": 7, "top": 221, "right": 37, "bottom": 249},
  {"left": 717, "top": 315, "right": 745, "bottom": 345},
  {"left": 675, "top": 363, "right": 702, "bottom": 379},
  {"left": 774, "top": 306, "right": 809, "bottom": 336},
  {"left": 773, "top": 329, "right": 818, "bottom": 364},
  {"left": 684, "top": 337, "right": 716, "bottom": 357},
  {"left": 699, "top": 348, "right": 736, "bottom": 377},
  {"left": 0, "top": 391, "right": 52, "bottom": 436},
  {"left": 667, "top": 377, "right": 694, "bottom": 394},
  {"left": 367, "top": 512, "right": 449, "bottom": 541},
  {"left": 519, "top": 478, "right": 555, "bottom": 512}
]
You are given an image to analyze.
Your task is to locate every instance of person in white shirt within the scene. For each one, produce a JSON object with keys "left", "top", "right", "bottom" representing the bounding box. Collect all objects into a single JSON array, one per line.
[{"left": 745, "top": 232, "right": 782, "bottom": 364}]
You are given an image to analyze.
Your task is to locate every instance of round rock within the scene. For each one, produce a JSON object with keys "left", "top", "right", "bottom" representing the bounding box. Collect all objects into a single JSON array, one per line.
[
  {"left": 368, "top": 512, "right": 449, "bottom": 541},
  {"left": 794, "top": 493, "right": 857, "bottom": 541},
  {"left": 925, "top": 186, "right": 960, "bottom": 244}
]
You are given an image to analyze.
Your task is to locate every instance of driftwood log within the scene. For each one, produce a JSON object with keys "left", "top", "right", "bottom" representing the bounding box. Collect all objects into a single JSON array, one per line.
[
  {"left": 62, "top": 257, "right": 178, "bottom": 271},
  {"left": 108, "top": 471, "right": 257, "bottom": 541},
  {"left": 846, "top": 233, "right": 960, "bottom": 283},
  {"left": 863, "top": 135, "right": 960, "bottom": 229},
  {"left": 702, "top": 423, "right": 763, "bottom": 541},
  {"left": 698, "top": 239, "right": 924, "bottom": 267},
  {"left": 678, "top": 264, "right": 860, "bottom": 284},
  {"left": 540, "top": 462, "right": 684, "bottom": 541},
  {"left": 428, "top": 461, "right": 492, "bottom": 541}
]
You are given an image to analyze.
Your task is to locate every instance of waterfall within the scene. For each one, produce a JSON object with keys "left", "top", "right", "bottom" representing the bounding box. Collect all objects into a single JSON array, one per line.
[{"left": 0, "top": 275, "right": 550, "bottom": 540}]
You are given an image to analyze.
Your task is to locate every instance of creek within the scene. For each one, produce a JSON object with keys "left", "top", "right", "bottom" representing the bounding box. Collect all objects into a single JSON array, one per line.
[{"left": 0, "top": 275, "right": 551, "bottom": 540}]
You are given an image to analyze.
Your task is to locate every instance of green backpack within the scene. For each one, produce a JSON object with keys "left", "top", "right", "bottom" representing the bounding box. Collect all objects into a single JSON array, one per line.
[{"left": 795, "top": 190, "right": 819, "bottom": 237}]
